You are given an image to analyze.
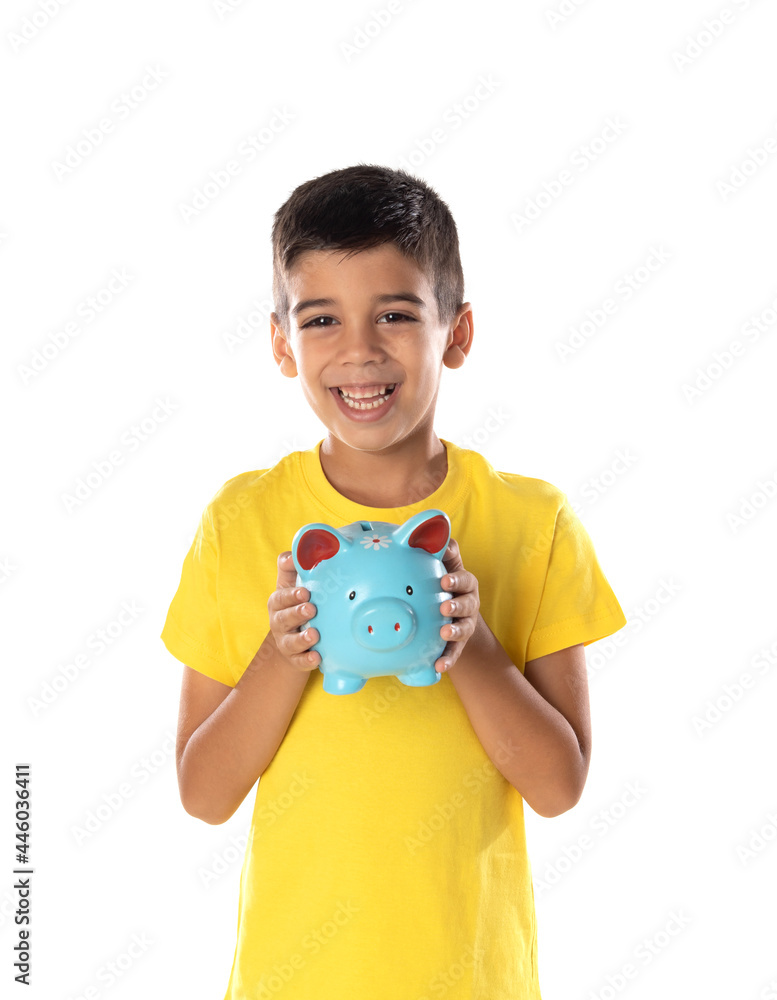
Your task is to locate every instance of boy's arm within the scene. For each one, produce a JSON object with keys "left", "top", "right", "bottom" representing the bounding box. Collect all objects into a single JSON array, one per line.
[
  {"left": 447, "top": 618, "right": 590, "bottom": 819},
  {"left": 176, "top": 632, "right": 310, "bottom": 825}
]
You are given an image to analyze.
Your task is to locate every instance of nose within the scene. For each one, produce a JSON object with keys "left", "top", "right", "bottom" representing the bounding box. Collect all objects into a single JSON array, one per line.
[
  {"left": 351, "top": 598, "right": 417, "bottom": 651},
  {"left": 336, "top": 318, "right": 387, "bottom": 364}
]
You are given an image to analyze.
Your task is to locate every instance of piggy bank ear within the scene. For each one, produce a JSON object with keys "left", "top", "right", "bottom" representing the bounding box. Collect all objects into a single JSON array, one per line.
[
  {"left": 291, "top": 522, "right": 348, "bottom": 574},
  {"left": 394, "top": 509, "right": 451, "bottom": 559}
]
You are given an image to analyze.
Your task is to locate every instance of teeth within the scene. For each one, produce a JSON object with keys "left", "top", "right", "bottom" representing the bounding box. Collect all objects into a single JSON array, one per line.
[
  {"left": 340, "top": 391, "right": 391, "bottom": 410},
  {"left": 339, "top": 383, "right": 395, "bottom": 399},
  {"left": 337, "top": 384, "right": 396, "bottom": 409}
]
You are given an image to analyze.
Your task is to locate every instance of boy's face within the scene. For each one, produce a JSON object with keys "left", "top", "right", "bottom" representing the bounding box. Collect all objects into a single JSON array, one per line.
[{"left": 270, "top": 244, "right": 472, "bottom": 454}]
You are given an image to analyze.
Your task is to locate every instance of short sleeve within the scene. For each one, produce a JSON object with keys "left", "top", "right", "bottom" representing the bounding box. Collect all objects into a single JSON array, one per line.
[
  {"left": 160, "top": 506, "right": 235, "bottom": 687},
  {"left": 525, "top": 495, "right": 627, "bottom": 662}
]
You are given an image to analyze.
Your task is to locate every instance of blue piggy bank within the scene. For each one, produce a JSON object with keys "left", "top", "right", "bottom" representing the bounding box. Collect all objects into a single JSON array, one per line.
[{"left": 291, "top": 509, "right": 453, "bottom": 695}]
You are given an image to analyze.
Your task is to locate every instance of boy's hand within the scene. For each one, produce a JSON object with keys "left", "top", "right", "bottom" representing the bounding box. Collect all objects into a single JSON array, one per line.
[
  {"left": 436, "top": 537, "right": 480, "bottom": 673},
  {"left": 267, "top": 552, "right": 321, "bottom": 673}
]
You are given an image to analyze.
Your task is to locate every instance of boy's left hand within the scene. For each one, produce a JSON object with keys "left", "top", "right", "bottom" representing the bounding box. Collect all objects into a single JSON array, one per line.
[{"left": 435, "top": 537, "right": 480, "bottom": 673}]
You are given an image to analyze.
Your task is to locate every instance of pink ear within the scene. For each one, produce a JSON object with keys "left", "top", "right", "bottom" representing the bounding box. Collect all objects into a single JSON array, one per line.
[
  {"left": 408, "top": 514, "right": 449, "bottom": 555},
  {"left": 297, "top": 528, "right": 340, "bottom": 570}
]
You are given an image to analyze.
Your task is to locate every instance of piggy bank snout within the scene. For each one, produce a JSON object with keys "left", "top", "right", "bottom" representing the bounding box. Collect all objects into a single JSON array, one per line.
[{"left": 350, "top": 598, "right": 417, "bottom": 652}]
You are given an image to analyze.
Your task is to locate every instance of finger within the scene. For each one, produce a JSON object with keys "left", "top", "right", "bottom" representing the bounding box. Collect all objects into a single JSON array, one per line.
[
  {"left": 275, "top": 597, "right": 317, "bottom": 634},
  {"left": 441, "top": 593, "right": 478, "bottom": 618},
  {"left": 440, "top": 620, "right": 459, "bottom": 641},
  {"left": 276, "top": 551, "right": 301, "bottom": 589},
  {"left": 441, "top": 537, "right": 462, "bottom": 563},
  {"left": 282, "top": 626, "right": 321, "bottom": 669},
  {"left": 286, "top": 622, "right": 319, "bottom": 649},
  {"left": 267, "top": 584, "right": 309, "bottom": 615},
  {"left": 266, "top": 626, "right": 320, "bottom": 674},
  {"left": 272, "top": 553, "right": 308, "bottom": 604},
  {"left": 442, "top": 571, "right": 477, "bottom": 597},
  {"left": 440, "top": 596, "right": 458, "bottom": 616},
  {"left": 434, "top": 641, "right": 456, "bottom": 673}
]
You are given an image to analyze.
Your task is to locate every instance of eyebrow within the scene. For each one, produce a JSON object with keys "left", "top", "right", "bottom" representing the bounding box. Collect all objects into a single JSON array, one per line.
[{"left": 291, "top": 292, "right": 426, "bottom": 319}]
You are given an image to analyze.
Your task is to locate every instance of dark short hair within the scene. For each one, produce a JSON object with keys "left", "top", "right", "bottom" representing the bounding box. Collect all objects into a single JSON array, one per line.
[{"left": 271, "top": 163, "right": 465, "bottom": 331}]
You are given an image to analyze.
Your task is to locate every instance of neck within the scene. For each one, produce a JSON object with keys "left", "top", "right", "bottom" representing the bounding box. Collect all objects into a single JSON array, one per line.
[{"left": 319, "top": 433, "right": 448, "bottom": 508}]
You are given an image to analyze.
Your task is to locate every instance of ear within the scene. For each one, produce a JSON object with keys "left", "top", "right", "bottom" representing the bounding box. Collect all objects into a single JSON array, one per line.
[
  {"left": 393, "top": 509, "right": 451, "bottom": 559},
  {"left": 270, "top": 315, "right": 297, "bottom": 379},
  {"left": 291, "top": 522, "right": 349, "bottom": 574}
]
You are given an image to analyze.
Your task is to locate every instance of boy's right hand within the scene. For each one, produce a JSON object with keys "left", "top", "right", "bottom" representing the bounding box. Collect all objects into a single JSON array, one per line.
[{"left": 267, "top": 552, "right": 321, "bottom": 673}]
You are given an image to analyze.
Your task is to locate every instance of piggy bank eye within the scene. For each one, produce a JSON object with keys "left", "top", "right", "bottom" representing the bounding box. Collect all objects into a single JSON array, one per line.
[
  {"left": 406, "top": 585, "right": 413, "bottom": 595},
  {"left": 349, "top": 590, "right": 356, "bottom": 600}
]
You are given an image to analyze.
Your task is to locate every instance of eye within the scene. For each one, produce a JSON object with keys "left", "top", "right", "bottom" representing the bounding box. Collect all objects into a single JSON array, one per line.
[
  {"left": 378, "top": 312, "right": 415, "bottom": 324},
  {"left": 301, "top": 315, "right": 334, "bottom": 329},
  {"left": 349, "top": 590, "right": 356, "bottom": 600},
  {"left": 301, "top": 312, "right": 415, "bottom": 329},
  {"left": 406, "top": 585, "right": 413, "bottom": 595}
]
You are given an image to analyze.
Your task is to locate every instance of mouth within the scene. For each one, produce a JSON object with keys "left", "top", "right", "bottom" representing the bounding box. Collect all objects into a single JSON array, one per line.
[
  {"left": 329, "top": 382, "right": 400, "bottom": 420},
  {"left": 333, "top": 383, "right": 397, "bottom": 409}
]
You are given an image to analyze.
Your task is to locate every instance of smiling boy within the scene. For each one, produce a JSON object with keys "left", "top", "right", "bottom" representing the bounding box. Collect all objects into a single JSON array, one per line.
[
  {"left": 276, "top": 243, "right": 454, "bottom": 510},
  {"left": 161, "top": 164, "right": 627, "bottom": 999}
]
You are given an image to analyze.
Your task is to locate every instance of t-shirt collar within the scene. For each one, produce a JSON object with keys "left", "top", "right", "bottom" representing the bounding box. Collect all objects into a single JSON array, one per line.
[{"left": 298, "top": 437, "right": 470, "bottom": 524}]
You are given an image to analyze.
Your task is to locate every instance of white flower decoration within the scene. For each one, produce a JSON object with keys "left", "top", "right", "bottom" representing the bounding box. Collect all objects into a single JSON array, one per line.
[{"left": 360, "top": 533, "right": 392, "bottom": 551}]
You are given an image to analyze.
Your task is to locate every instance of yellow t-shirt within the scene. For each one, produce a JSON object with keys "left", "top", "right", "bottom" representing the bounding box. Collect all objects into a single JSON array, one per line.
[{"left": 161, "top": 438, "right": 627, "bottom": 1000}]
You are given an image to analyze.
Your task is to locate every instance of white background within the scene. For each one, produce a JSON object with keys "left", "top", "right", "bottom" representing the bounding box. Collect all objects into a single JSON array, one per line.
[{"left": 3, "top": 1, "right": 776, "bottom": 998}]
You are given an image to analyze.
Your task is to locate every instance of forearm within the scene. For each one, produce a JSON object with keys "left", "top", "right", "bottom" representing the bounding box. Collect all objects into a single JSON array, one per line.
[
  {"left": 179, "top": 630, "right": 310, "bottom": 825},
  {"left": 448, "top": 614, "right": 586, "bottom": 817}
]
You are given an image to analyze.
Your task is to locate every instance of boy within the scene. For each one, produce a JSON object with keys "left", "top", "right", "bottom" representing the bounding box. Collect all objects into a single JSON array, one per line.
[{"left": 161, "top": 164, "right": 627, "bottom": 999}]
